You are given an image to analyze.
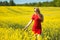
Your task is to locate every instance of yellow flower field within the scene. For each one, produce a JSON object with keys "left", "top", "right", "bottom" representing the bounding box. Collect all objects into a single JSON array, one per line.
[{"left": 0, "top": 6, "right": 60, "bottom": 40}]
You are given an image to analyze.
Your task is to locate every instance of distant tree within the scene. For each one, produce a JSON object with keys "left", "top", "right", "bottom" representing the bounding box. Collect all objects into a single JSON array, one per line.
[
  {"left": 9, "top": 0, "right": 16, "bottom": 6},
  {"left": 30, "top": 3, "right": 36, "bottom": 6},
  {"left": 33, "top": 2, "right": 39, "bottom": 6},
  {"left": 0, "top": 1, "right": 2, "bottom": 6},
  {"left": 38, "top": 2, "right": 42, "bottom": 6},
  {"left": 2, "top": 1, "right": 9, "bottom": 6},
  {"left": 28, "top": 3, "right": 33, "bottom": 6},
  {"left": 53, "top": 0, "right": 60, "bottom": 7},
  {"left": 24, "top": 3, "right": 29, "bottom": 6}
]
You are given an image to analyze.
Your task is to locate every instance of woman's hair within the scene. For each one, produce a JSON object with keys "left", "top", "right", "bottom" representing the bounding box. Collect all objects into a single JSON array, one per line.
[
  {"left": 34, "top": 8, "right": 43, "bottom": 22},
  {"left": 34, "top": 7, "right": 40, "bottom": 14}
]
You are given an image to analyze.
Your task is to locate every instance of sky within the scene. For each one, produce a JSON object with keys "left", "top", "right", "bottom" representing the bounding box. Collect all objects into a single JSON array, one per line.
[{"left": 0, "top": 0, "right": 53, "bottom": 4}]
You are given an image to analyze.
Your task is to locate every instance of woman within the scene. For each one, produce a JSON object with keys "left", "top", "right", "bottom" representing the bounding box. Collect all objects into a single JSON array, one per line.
[{"left": 23, "top": 7, "right": 43, "bottom": 40}]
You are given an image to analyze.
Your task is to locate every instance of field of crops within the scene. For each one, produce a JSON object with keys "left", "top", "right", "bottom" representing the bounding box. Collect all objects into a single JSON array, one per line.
[{"left": 0, "top": 6, "right": 60, "bottom": 40}]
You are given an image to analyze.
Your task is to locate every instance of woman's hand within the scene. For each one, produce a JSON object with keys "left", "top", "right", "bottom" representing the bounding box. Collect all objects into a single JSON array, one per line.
[{"left": 22, "top": 26, "right": 28, "bottom": 31}]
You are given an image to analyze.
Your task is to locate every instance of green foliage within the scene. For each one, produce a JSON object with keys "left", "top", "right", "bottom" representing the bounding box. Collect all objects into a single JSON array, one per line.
[
  {"left": 53, "top": 0, "right": 60, "bottom": 7},
  {"left": 0, "top": 0, "right": 60, "bottom": 7},
  {"left": 16, "top": 0, "right": 60, "bottom": 7},
  {"left": 0, "top": 1, "right": 3, "bottom": 6},
  {"left": 9, "top": 0, "right": 16, "bottom": 6},
  {"left": 2, "top": 1, "right": 9, "bottom": 6},
  {"left": 0, "top": 0, "right": 16, "bottom": 6}
]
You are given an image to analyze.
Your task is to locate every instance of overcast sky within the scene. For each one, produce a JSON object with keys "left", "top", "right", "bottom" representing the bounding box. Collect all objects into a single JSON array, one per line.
[{"left": 0, "top": 0, "right": 53, "bottom": 4}]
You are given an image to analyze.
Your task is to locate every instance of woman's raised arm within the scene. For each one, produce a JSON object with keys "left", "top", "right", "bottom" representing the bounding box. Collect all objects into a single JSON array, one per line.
[{"left": 23, "top": 20, "right": 33, "bottom": 31}]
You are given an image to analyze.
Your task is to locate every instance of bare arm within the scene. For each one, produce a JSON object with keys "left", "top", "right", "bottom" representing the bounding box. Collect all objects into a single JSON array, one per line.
[{"left": 23, "top": 20, "right": 33, "bottom": 30}]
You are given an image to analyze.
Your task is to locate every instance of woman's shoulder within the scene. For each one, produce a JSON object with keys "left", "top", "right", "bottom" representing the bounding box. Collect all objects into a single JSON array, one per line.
[{"left": 32, "top": 14, "right": 35, "bottom": 16}]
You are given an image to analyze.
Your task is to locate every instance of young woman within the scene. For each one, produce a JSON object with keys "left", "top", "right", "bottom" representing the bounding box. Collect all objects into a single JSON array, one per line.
[{"left": 23, "top": 7, "right": 43, "bottom": 40}]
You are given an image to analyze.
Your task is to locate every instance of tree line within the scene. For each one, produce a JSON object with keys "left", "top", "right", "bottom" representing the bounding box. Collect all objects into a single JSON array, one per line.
[
  {"left": 0, "top": 0, "right": 16, "bottom": 6},
  {"left": 0, "top": 0, "right": 60, "bottom": 7}
]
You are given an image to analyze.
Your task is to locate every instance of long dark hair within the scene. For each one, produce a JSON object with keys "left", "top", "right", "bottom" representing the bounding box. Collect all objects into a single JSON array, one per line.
[
  {"left": 34, "top": 7, "right": 43, "bottom": 22},
  {"left": 34, "top": 7, "right": 41, "bottom": 14}
]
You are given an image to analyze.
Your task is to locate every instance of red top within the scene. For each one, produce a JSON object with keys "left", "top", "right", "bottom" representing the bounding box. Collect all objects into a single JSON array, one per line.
[{"left": 32, "top": 14, "right": 42, "bottom": 34}]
